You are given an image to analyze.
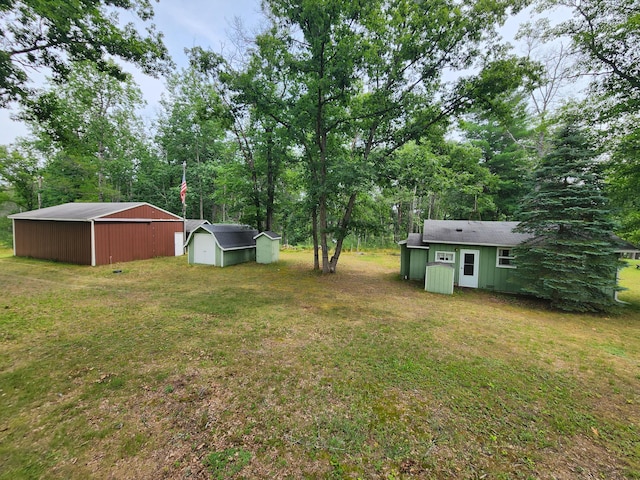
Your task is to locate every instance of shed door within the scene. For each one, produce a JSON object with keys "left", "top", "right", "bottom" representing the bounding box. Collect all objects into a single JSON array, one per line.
[
  {"left": 459, "top": 249, "right": 479, "bottom": 288},
  {"left": 175, "top": 232, "right": 184, "bottom": 256},
  {"left": 193, "top": 233, "right": 215, "bottom": 264}
]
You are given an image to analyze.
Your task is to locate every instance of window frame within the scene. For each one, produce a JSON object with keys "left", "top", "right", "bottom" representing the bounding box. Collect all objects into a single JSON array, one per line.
[
  {"left": 496, "top": 247, "right": 516, "bottom": 268},
  {"left": 434, "top": 251, "right": 455, "bottom": 264}
]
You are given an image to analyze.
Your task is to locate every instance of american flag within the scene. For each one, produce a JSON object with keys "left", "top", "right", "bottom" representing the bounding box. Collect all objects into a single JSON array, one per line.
[{"left": 180, "top": 172, "right": 187, "bottom": 204}]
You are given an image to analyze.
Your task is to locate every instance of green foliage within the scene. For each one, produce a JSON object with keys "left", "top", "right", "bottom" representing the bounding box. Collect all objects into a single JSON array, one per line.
[
  {"left": 21, "top": 62, "right": 149, "bottom": 205},
  {"left": 0, "top": 143, "right": 40, "bottom": 210},
  {"left": 515, "top": 121, "right": 620, "bottom": 312},
  {"left": 607, "top": 123, "right": 640, "bottom": 244},
  {"left": 539, "top": 0, "right": 640, "bottom": 119},
  {"left": 248, "top": 0, "right": 532, "bottom": 272},
  {"left": 0, "top": 216, "right": 12, "bottom": 247},
  {"left": 533, "top": 0, "right": 640, "bottom": 250},
  {"left": 459, "top": 93, "right": 535, "bottom": 219},
  {"left": 153, "top": 63, "right": 230, "bottom": 221},
  {"left": 0, "top": 0, "right": 171, "bottom": 108}
]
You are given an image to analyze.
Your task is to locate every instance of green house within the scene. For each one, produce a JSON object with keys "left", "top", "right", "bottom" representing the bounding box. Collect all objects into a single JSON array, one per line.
[
  {"left": 400, "top": 220, "right": 534, "bottom": 293},
  {"left": 401, "top": 220, "right": 639, "bottom": 295},
  {"left": 185, "top": 224, "right": 258, "bottom": 267},
  {"left": 254, "top": 231, "right": 281, "bottom": 264}
]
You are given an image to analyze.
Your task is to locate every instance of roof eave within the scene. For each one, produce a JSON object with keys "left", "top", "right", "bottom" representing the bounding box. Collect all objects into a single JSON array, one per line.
[{"left": 423, "top": 240, "right": 523, "bottom": 248}]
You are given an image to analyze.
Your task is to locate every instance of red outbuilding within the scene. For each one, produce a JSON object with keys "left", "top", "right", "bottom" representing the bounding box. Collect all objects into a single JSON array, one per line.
[{"left": 9, "top": 202, "right": 184, "bottom": 266}]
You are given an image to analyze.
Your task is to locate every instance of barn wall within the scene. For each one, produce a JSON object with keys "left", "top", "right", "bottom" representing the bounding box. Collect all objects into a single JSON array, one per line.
[
  {"left": 94, "top": 221, "right": 183, "bottom": 265},
  {"left": 13, "top": 220, "right": 92, "bottom": 265},
  {"left": 103, "top": 204, "right": 180, "bottom": 220}
]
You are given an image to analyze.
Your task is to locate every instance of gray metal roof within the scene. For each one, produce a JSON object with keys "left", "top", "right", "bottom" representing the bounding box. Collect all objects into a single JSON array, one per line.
[
  {"left": 8, "top": 202, "right": 179, "bottom": 221},
  {"left": 253, "top": 231, "right": 281, "bottom": 240},
  {"left": 191, "top": 224, "right": 259, "bottom": 250},
  {"left": 422, "top": 220, "right": 534, "bottom": 247}
]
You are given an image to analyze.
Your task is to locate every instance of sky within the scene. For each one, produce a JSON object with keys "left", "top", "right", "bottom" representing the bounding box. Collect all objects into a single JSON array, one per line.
[
  {"left": 0, "top": 0, "right": 265, "bottom": 146},
  {"left": 0, "top": 1, "right": 556, "bottom": 147}
]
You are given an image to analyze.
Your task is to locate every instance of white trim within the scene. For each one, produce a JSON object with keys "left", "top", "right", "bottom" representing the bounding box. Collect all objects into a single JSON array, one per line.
[
  {"left": 253, "top": 232, "right": 281, "bottom": 240},
  {"left": 90, "top": 220, "right": 96, "bottom": 267},
  {"left": 496, "top": 247, "right": 516, "bottom": 269},
  {"left": 407, "top": 245, "right": 430, "bottom": 250},
  {"left": 11, "top": 219, "right": 16, "bottom": 256},
  {"left": 434, "top": 251, "right": 455, "bottom": 263}
]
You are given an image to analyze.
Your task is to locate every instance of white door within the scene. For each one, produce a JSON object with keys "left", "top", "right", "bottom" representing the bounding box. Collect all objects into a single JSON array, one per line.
[
  {"left": 459, "top": 249, "right": 480, "bottom": 288},
  {"left": 193, "top": 233, "right": 215, "bottom": 264},
  {"left": 174, "top": 232, "right": 184, "bottom": 256}
]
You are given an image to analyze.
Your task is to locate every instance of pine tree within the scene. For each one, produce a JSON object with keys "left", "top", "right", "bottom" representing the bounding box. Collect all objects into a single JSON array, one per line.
[{"left": 514, "top": 121, "right": 620, "bottom": 312}]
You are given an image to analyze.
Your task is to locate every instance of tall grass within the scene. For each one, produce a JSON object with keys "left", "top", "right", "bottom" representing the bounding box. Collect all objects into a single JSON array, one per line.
[{"left": 0, "top": 250, "right": 638, "bottom": 479}]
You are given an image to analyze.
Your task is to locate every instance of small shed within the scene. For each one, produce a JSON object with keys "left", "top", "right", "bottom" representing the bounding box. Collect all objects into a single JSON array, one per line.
[
  {"left": 254, "top": 231, "right": 281, "bottom": 264},
  {"left": 425, "top": 262, "right": 455, "bottom": 295},
  {"left": 8, "top": 202, "right": 184, "bottom": 266},
  {"left": 185, "top": 224, "right": 258, "bottom": 267}
]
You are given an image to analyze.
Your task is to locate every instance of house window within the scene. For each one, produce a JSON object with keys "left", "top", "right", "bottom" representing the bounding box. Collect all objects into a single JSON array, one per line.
[
  {"left": 435, "top": 251, "right": 455, "bottom": 263},
  {"left": 496, "top": 248, "right": 516, "bottom": 268}
]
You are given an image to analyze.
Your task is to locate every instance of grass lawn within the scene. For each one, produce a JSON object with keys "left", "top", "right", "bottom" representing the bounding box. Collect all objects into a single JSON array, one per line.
[{"left": 1, "top": 249, "right": 639, "bottom": 479}]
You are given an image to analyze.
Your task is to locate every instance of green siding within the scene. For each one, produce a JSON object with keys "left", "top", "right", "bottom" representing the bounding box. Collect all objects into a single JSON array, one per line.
[
  {"left": 222, "top": 247, "right": 255, "bottom": 267},
  {"left": 425, "top": 243, "right": 523, "bottom": 293},
  {"left": 409, "top": 249, "right": 429, "bottom": 281},
  {"left": 400, "top": 244, "right": 410, "bottom": 279},
  {"left": 256, "top": 236, "right": 280, "bottom": 264}
]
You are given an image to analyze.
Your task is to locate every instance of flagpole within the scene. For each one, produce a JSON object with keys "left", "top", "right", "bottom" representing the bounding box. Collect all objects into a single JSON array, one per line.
[{"left": 182, "top": 161, "right": 187, "bottom": 251}]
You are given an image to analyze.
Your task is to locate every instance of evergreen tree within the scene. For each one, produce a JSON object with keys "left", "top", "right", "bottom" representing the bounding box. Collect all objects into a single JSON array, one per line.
[{"left": 514, "top": 121, "right": 620, "bottom": 312}]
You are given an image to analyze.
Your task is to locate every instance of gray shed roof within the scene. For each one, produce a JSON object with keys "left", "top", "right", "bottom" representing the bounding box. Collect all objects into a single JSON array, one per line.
[
  {"left": 612, "top": 235, "right": 640, "bottom": 253},
  {"left": 399, "top": 232, "right": 429, "bottom": 249},
  {"left": 416, "top": 220, "right": 640, "bottom": 252},
  {"left": 8, "top": 202, "right": 181, "bottom": 221},
  {"left": 253, "top": 231, "right": 282, "bottom": 240},
  {"left": 185, "top": 219, "right": 211, "bottom": 234},
  {"left": 422, "top": 220, "right": 533, "bottom": 247},
  {"left": 187, "top": 224, "right": 259, "bottom": 250}
]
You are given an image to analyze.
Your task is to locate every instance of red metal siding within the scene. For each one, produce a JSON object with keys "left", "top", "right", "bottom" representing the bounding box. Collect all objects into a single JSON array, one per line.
[
  {"left": 13, "top": 220, "right": 92, "bottom": 265},
  {"left": 94, "top": 221, "right": 183, "bottom": 265},
  {"left": 103, "top": 204, "right": 180, "bottom": 220}
]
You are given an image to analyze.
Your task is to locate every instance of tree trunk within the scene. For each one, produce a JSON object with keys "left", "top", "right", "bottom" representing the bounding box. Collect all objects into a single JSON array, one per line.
[
  {"left": 319, "top": 195, "right": 330, "bottom": 273},
  {"left": 408, "top": 185, "right": 417, "bottom": 233},
  {"left": 265, "top": 126, "right": 276, "bottom": 232},
  {"left": 312, "top": 205, "right": 320, "bottom": 270},
  {"left": 328, "top": 192, "right": 357, "bottom": 273}
]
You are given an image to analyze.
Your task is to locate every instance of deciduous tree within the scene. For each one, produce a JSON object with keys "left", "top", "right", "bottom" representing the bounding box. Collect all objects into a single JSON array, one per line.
[
  {"left": 249, "top": 0, "right": 532, "bottom": 273},
  {"left": 0, "top": 0, "right": 170, "bottom": 108}
]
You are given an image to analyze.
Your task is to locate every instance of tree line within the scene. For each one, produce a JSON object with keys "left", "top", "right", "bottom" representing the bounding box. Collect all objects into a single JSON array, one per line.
[{"left": 0, "top": 0, "right": 638, "bottom": 282}]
